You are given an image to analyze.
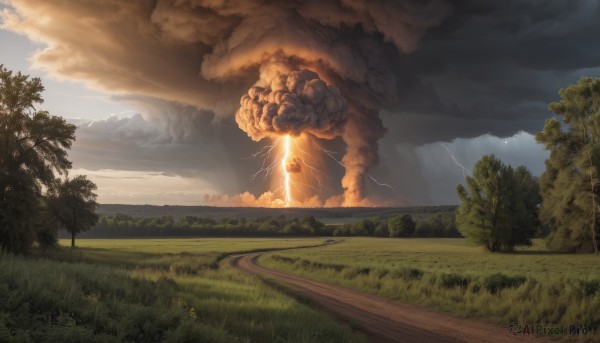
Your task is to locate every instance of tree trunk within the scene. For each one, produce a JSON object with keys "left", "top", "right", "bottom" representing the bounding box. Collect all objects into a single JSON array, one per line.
[
  {"left": 592, "top": 215, "right": 598, "bottom": 254},
  {"left": 587, "top": 151, "right": 599, "bottom": 254},
  {"left": 71, "top": 232, "right": 75, "bottom": 248}
]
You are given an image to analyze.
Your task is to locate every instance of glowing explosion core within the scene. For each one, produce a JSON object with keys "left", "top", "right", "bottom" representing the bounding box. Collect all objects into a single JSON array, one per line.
[
  {"left": 238, "top": 70, "right": 394, "bottom": 207},
  {"left": 245, "top": 132, "right": 331, "bottom": 207},
  {"left": 238, "top": 70, "right": 347, "bottom": 207},
  {"left": 281, "top": 135, "right": 292, "bottom": 206}
]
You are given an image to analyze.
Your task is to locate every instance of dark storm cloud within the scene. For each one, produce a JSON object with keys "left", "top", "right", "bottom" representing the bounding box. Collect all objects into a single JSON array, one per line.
[
  {"left": 112, "top": 96, "right": 217, "bottom": 144},
  {"left": 2, "top": 0, "right": 598, "bottom": 204},
  {"left": 386, "top": 0, "right": 600, "bottom": 142},
  {"left": 67, "top": 96, "right": 290, "bottom": 199},
  {"left": 3, "top": 0, "right": 597, "bottom": 141},
  {"left": 68, "top": 99, "right": 250, "bottom": 195},
  {"left": 2, "top": 0, "right": 451, "bottom": 205}
]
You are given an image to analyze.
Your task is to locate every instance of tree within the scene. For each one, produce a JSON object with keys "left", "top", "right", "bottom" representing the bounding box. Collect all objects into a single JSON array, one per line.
[
  {"left": 352, "top": 219, "right": 376, "bottom": 236},
  {"left": 511, "top": 166, "right": 541, "bottom": 247},
  {"left": 34, "top": 197, "right": 61, "bottom": 248},
  {"left": 0, "top": 65, "right": 76, "bottom": 253},
  {"left": 374, "top": 222, "right": 389, "bottom": 237},
  {"left": 415, "top": 213, "right": 459, "bottom": 237},
  {"left": 302, "top": 216, "right": 325, "bottom": 235},
  {"left": 47, "top": 175, "right": 98, "bottom": 248},
  {"left": 536, "top": 77, "right": 600, "bottom": 253},
  {"left": 388, "top": 214, "right": 416, "bottom": 237},
  {"left": 456, "top": 155, "right": 539, "bottom": 252}
]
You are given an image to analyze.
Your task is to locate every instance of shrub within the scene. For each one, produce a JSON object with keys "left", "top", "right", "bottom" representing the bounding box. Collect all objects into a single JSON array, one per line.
[
  {"left": 341, "top": 267, "right": 371, "bottom": 279},
  {"left": 388, "top": 214, "right": 416, "bottom": 237},
  {"left": 439, "top": 273, "right": 470, "bottom": 289},
  {"left": 483, "top": 273, "right": 526, "bottom": 294},
  {"left": 389, "top": 267, "right": 423, "bottom": 281},
  {"left": 583, "top": 280, "right": 600, "bottom": 296},
  {"left": 373, "top": 224, "right": 389, "bottom": 237}
]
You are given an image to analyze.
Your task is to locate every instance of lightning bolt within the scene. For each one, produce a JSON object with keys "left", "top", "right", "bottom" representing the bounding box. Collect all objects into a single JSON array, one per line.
[
  {"left": 440, "top": 143, "right": 470, "bottom": 177},
  {"left": 246, "top": 137, "right": 394, "bottom": 205},
  {"left": 247, "top": 136, "right": 333, "bottom": 205},
  {"left": 293, "top": 140, "right": 332, "bottom": 192},
  {"left": 244, "top": 138, "right": 280, "bottom": 160},
  {"left": 282, "top": 135, "right": 292, "bottom": 206},
  {"left": 246, "top": 138, "right": 282, "bottom": 182},
  {"left": 367, "top": 175, "right": 396, "bottom": 192}
]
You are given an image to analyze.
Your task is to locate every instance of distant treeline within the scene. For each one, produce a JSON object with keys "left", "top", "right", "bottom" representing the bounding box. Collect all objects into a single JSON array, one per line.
[
  {"left": 74, "top": 214, "right": 333, "bottom": 237},
  {"left": 70, "top": 212, "right": 462, "bottom": 238},
  {"left": 95, "top": 204, "right": 459, "bottom": 221},
  {"left": 333, "top": 212, "right": 460, "bottom": 238}
]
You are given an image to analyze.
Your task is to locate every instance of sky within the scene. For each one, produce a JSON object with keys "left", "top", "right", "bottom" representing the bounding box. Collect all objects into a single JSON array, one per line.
[{"left": 1, "top": 0, "right": 598, "bottom": 206}]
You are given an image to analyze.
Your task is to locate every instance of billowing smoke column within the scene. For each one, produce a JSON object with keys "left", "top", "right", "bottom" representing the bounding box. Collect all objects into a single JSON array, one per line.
[
  {"left": 342, "top": 106, "right": 387, "bottom": 205},
  {"left": 236, "top": 70, "right": 347, "bottom": 140},
  {"left": 3, "top": 0, "right": 449, "bottom": 206}
]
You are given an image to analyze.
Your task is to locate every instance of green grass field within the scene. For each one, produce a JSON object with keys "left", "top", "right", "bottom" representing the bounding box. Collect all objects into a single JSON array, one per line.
[
  {"left": 260, "top": 238, "right": 600, "bottom": 334},
  {"left": 1, "top": 238, "right": 366, "bottom": 343},
  {"left": 5, "top": 236, "right": 600, "bottom": 342}
]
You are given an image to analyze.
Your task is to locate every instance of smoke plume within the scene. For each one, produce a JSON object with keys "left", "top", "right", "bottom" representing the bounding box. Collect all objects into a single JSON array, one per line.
[
  {"left": 2, "top": 0, "right": 449, "bottom": 206},
  {"left": 236, "top": 70, "right": 347, "bottom": 141}
]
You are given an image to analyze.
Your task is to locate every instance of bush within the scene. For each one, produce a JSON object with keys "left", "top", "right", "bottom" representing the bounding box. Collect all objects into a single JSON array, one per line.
[
  {"left": 373, "top": 224, "right": 389, "bottom": 237},
  {"left": 439, "top": 273, "right": 470, "bottom": 289},
  {"left": 341, "top": 267, "right": 371, "bottom": 279},
  {"left": 583, "top": 280, "right": 600, "bottom": 296},
  {"left": 483, "top": 273, "right": 526, "bottom": 294},
  {"left": 389, "top": 267, "right": 423, "bottom": 281},
  {"left": 415, "top": 213, "right": 460, "bottom": 237},
  {"left": 352, "top": 220, "right": 376, "bottom": 236},
  {"left": 388, "top": 214, "right": 416, "bottom": 237},
  {"left": 333, "top": 224, "right": 353, "bottom": 237}
]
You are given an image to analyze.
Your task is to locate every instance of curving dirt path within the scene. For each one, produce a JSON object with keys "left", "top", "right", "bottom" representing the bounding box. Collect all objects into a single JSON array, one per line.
[{"left": 235, "top": 253, "right": 549, "bottom": 343}]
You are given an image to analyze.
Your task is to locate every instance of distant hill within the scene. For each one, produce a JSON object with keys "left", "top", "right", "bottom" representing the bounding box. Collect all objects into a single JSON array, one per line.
[{"left": 97, "top": 204, "right": 457, "bottom": 222}]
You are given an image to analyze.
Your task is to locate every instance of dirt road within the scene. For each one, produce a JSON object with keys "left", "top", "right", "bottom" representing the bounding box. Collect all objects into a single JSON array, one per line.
[{"left": 235, "top": 253, "right": 547, "bottom": 343}]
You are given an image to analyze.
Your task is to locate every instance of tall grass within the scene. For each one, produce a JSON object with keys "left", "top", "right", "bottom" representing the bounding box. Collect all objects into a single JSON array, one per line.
[
  {"left": 1, "top": 238, "right": 365, "bottom": 343},
  {"left": 259, "top": 238, "right": 600, "bottom": 333}
]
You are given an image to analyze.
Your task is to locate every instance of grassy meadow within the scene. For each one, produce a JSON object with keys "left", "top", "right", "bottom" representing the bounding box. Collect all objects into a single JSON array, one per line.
[
  {"left": 0, "top": 238, "right": 366, "bottom": 343},
  {"left": 260, "top": 238, "right": 600, "bottom": 333}
]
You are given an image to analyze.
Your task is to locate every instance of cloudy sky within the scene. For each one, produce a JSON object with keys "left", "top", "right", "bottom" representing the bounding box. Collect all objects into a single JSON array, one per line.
[{"left": 1, "top": 0, "right": 598, "bottom": 206}]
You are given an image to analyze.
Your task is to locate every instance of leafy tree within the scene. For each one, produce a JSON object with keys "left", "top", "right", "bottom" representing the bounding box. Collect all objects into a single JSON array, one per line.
[
  {"left": 302, "top": 216, "right": 325, "bottom": 235},
  {"left": 373, "top": 222, "right": 389, "bottom": 237},
  {"left": 33, "top": 197, "right": 61, "bottom": 248},
  {"left": 415, "top": 213, "right": 460, "bottom": 237},
  {"left": 352, "top": 219, "right": 376, "bottom": 236},
  {"left": 536, "top": 77, "right": 600, "bottom": 253},
  {"left": 46, "top": 175, "right": 98, "bottom": 248},
  {"left": 388, "top": 214, "right": 416, "bottom": 237},
  {"left": 0, "top": 65, "right": 76, "bottom": 253},
  {"left": 456, "top": 155, "right": 539, "bottom": 252},
  {"left": 511, "top": 166, "right": 542, "bottom": 247},
  {"left": 415, "top": 220, "right": 435, "bottom": 237},
  {"left": 332, "top": 224, "right": 352, "bottom": 236},
  {"left": 281, "top": 222, "right": 308, "bottom": 236}
]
